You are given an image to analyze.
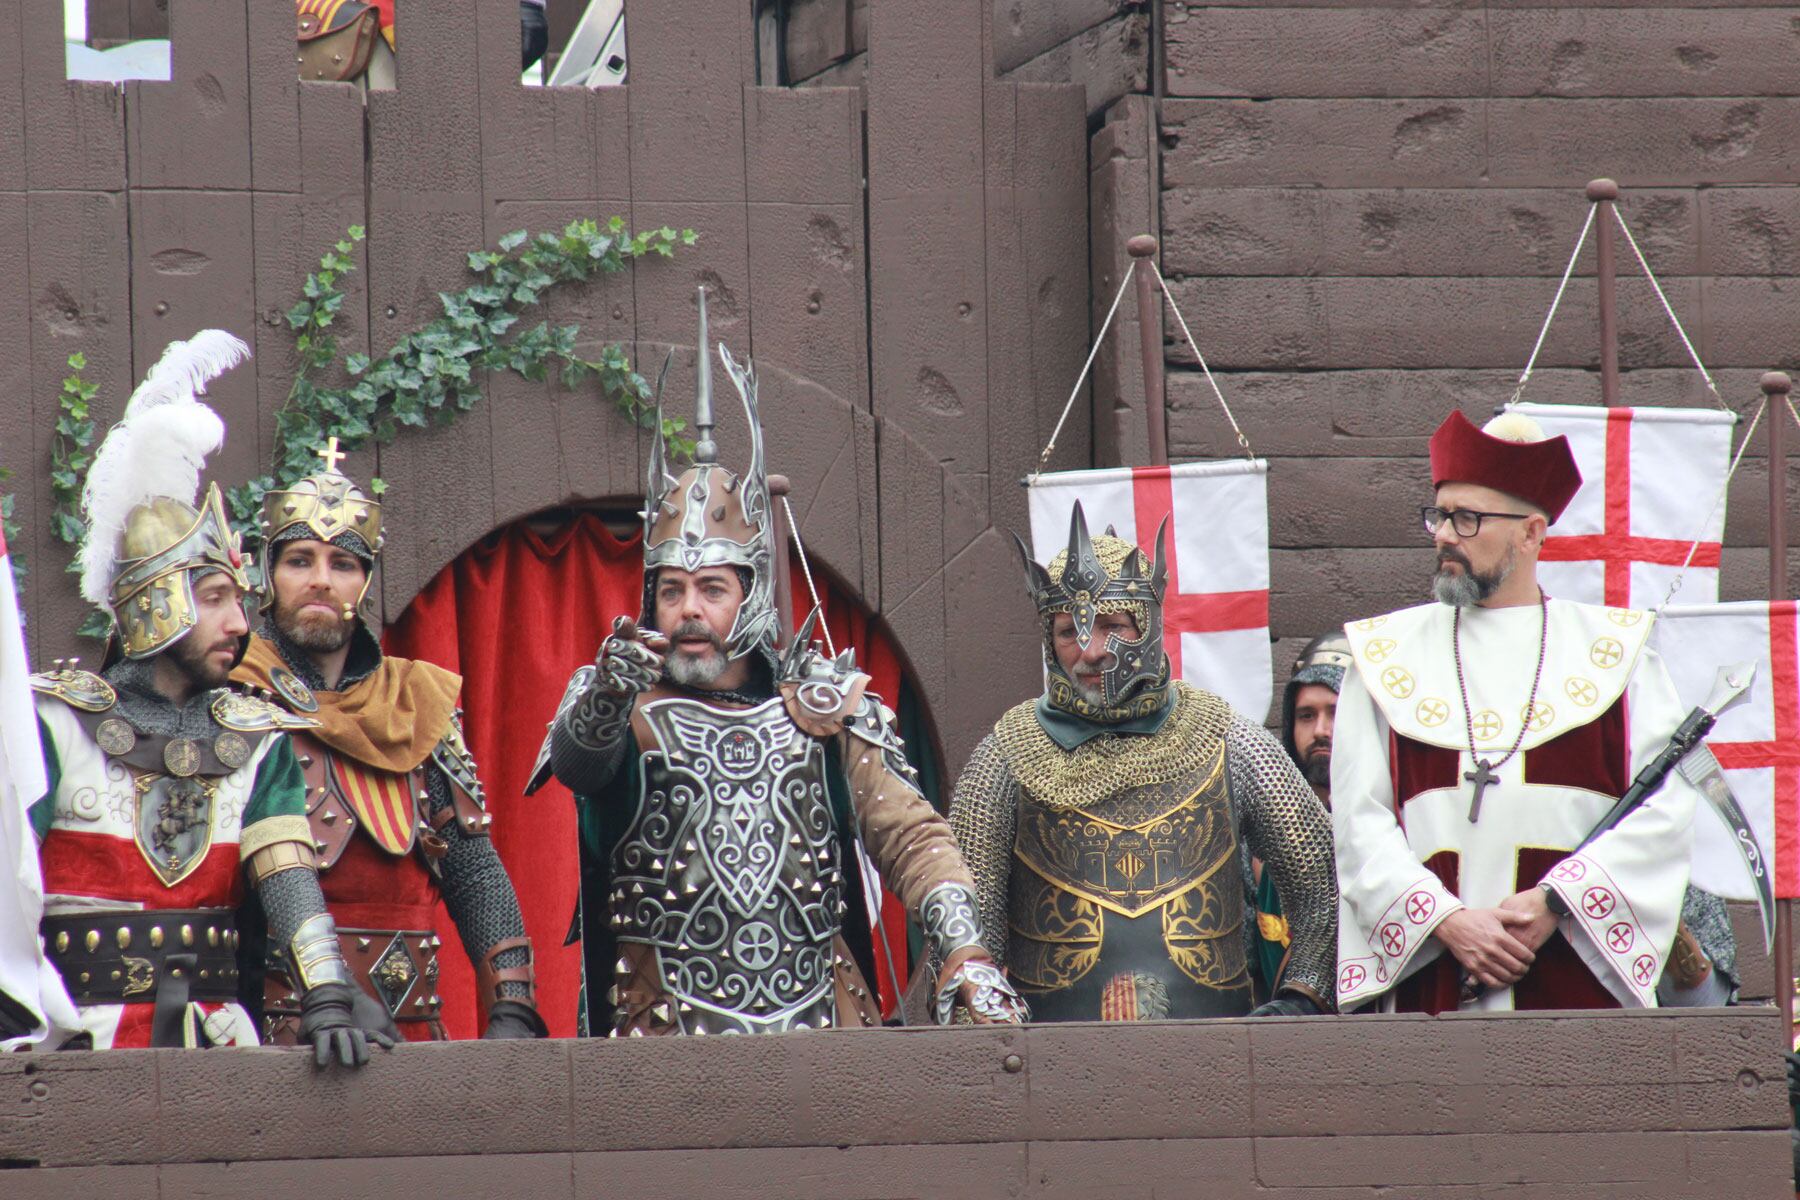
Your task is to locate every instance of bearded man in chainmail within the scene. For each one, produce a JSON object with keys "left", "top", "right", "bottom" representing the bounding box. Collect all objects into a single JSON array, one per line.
[
  {"left": 528, "top": 291, "right": 1024, "bottom": 1035},
  {"left": 949, "top": 505, "right": 1338, "bottom": 1021},
  {"left": 231, "top": 441, "right": 543, "bottom": 1042},
  {"left": 21, "top": 332, "right": 382, "bottom": 1065}
]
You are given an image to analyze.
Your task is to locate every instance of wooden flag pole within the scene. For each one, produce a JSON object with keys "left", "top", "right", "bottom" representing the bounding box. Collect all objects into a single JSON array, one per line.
[
  {"left": 1587, "top": 178, "right": 1622, "bottom": 408},
  {"left": 1763, "top": 370, "right": 1794, "bottom": 1046},
  {"left": 1128, "top": 234, "right": 1170, "bottom": 467}
]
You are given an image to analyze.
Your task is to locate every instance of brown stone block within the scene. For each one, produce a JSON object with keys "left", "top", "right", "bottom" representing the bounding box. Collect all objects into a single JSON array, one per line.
[
  {"left": 1256, "top": 1130, "right": 1682, "bottom": 1188},
  {"left": 629, "top": 81, "right": 747, "bottom": 205},
  {"left": 1167, "top": 187, "right": 1698, "bottom": 280},
  {"left": 880, "top": 565, "right": 947, "bottom": 715},
  {"left": 125, "top": 0, "right": 251, "bottom": 190},
  {"left": 767, "top": 369, "right": 874, "bottom": 600},
  {"left": 22, "top": 5, "right": 125, "bottom": 192},
  {"left": 1488, "top": 0, "right": 1800, "bottom": 6},
  {"left": 1179, "top": 0, "right": 1479, "bottom": 6},
  {"left": 481, "top": 82, "right": 620, "bottom": 204},
  {"left": 0, "top": 1051, "right": 161, "bottom": 1167},
  {"left": 1166, "top": 6, "right": 1486, "bottom": 99},
  {"left": 999, "top": 12, "right": 1150, "bottom": 119},
  {"left": 377, "top": 407, "right": 496, "bottom": 620},
  {"left": 1026, "top": 1138, "right": 1259, "bottom": 1199},
  {"left": 992, "top": 0, "right": 1128, "bottom": 75},
  {"left": 1698, "top": 277, "right": 1800, "bottom": 370},
  {"left": 127, "top": 190, "right": 262, "bottom": 487},
  {"left": 1160, "top": 276, "right": 1702, "bottom": 371},
  {"left": 1729, "top": 900, "right": 1775, "bottom": 1000},
  {"left": 568, "top": 1025, "right": 1028, "bottom": 1151},
  {"left": 8, "top": 1165, "right": 159, "bottom": 1200},
  {"left": 1250, "top": 1014, "right": 1480, "bottom": 1137},
  {"left": 1489, "top": 9, "right": 1800, "bottom": 98},
  {"left": 744, "top": 87, "right": 860, "bottom": 206},
  {"left": 1161, "top": 99, "right": 1487, "bottom": 190},
  {"left": 1025, "top": 1021, "right": 1254, "bottom": 1141},
  {"left": 162, "top": 1153, "right": 574, "bottom": 1200},
  {"left": 628, "top": 201, "right": 751, "bottom": 358},
  {"left": 747, "top": 203, "right": 866, "bottom": 406},
  {"left": 166, "top": 1039, "right": 573, "bottom": 1162},
  {"left": 364, "top": 1, "right": 483, "bottom": 197},
  {"left": 1264, "top": 457, "right": 1433, "bottom": 548},
  {"left": 245, "top": 0, "right": 300, "bottom": 192},
  {"left": 0, "top": 1, "right": 26, "bottom": 191},
  {"left": 1487, "top": 99, "right": 1800, "bottom": 187},
  {"left": 865, "top": 0, "right": 985, "bottom": 195},
  {"left": 1685, "top": 1130, "right": 1793, "bottom": 1186},
  {"left": 876, "top": 420, "right": 948, "bottom": 596},
  {"left": 1269, "top": 548, "right": 1438, "bottom": 639},
  {"left": 623, "top": 0, "right": 754, "bottom": 91},
  {"left": 1699, "top": 188, "right": 1800, "bottom": 277},
  {"left": 0, "top": 195, "right": 33, "bottom": 646},
  {"left": 943, "top": 529, "right": 1043, "bottom": 768},
  {"left": 572, "top": 1142, "right": 1026, "bottom": 1198}
]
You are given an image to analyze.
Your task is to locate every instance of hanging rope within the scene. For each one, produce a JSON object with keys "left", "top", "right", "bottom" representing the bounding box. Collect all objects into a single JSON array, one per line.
[
  {"left": 1656, "top": 396, "right": 1766, "bottom": 611},
  {"left": 780, "top": 494, "right": 836, "bottom": 657},
  {"left": 1150, "top": 261, "right": 1254, "bottom": 460},
  {"left": 1031, "top": 268, "right": 1135, "bottom": 481},
  {"left": 1611, "top": 208, "right": 1728, "bottom": 412},
  {"left": 1509, "top": 205, "right": 1595, "bottom": 406}
]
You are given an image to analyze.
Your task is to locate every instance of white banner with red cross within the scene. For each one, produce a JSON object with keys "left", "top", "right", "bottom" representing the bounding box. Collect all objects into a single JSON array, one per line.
[
  {"left": 1510, "top": 404, "right": 1735, "bottom": 611},
  {"left": 1026, "top": 461, "right": 1273, "bottom": 722},
  {"left": 1653, "top": 601, "right": 1797, "bottom": 899}
]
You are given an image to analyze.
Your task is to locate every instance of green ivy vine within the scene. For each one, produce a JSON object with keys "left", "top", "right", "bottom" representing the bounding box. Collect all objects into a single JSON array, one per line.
[
  {"left": 50, "top": 353, "right": 98, "bottom": 551},
  {"left": 227, "top": 216, "right": 699, "bottom": 542}
]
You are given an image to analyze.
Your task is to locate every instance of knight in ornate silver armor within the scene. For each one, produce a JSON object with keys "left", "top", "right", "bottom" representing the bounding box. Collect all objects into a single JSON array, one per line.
[
  {"left": 529, "top": 292, "right": 1023, "bottom": 1035},
  {"left": 948, "top": 503, "right": 1339, "bottom": 1021}
]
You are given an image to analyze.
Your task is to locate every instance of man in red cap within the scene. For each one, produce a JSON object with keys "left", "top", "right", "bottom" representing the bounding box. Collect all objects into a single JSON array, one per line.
[{"left": 1331, "top": 409, "right": 1700, "bottom": 1013}]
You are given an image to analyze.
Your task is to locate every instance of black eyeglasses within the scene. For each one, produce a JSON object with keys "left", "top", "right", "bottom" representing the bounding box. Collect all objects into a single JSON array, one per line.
[{"left": 1420, "top": 506, "right": 1531, "bottom": 538}]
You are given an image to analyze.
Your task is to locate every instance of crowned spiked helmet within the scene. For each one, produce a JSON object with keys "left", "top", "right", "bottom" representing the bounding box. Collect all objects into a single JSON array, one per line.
[
  {"left": 1013, "top": 502, "right": 1171, "bottom": 722},
  {"left": 640, "top": 288, "right": 777, "bottom": 662}
]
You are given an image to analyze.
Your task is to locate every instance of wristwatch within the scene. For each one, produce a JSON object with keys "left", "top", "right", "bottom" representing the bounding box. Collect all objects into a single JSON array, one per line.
[{"left": 1538, "top": 881, "right": 1571, "bottom": 917}]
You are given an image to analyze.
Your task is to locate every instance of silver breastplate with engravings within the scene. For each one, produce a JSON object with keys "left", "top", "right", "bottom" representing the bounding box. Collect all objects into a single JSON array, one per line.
[{"left": 618, "top": 696, "right": 843, "bottom": 1034}]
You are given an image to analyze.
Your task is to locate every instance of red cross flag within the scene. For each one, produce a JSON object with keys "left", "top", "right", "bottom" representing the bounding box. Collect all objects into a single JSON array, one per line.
[
  {"left": 1654, "top": 602, "right": 1796, "bottom": 899},
  {"left": 1511, "top": 404, "right": 1734, "bottom": 610},
  {"left": 1027, "top": 461, "right": 1273, "bottom": 721}
]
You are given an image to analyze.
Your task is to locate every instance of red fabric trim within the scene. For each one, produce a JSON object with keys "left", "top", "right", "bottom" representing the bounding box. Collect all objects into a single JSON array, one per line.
[
  {"left": 1129, "top": 467, "right": 1269, "bottom": 680},
  {"left": 1391, "top": 730, "right": 1459, "bottom": 809},
  {"left": 1711, "top": 602, "right": 1800, "bottom": 896},
  {"left": 39, "top": 829, "right": 243, "bottom": 908},
  {"left": 1522, "top": 694, "right": 1629, "bottom": 798},
  {"left": 319, "top": 825, "right": 440, "bottom": 927},
  {"left": 1511, "top": 848, "right": 1619, "bottom": 1011},
  {"left": 1392, "top": 851, "right": 1462, "bottom": 1014},
  {"left": 382, "top": 513, "right": 919, "bottom": 1037},
  {"left": 1429, "top": 410, "right": 1581, "bottom": 522}
]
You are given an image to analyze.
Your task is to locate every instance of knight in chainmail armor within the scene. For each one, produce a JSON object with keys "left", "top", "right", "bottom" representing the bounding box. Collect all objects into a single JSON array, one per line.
[
  {"left": 949, "top": 503, "right": 1339, "bottom": 1021},
  {"left": 231, "top": 442, "right": 544, "bottom": 1041},
  {"left": 15, "top": 332, "right": 382, "bottom": 1065},
  {"left": 528, "top": 291, "right": 1024, "bottom": 1035}
]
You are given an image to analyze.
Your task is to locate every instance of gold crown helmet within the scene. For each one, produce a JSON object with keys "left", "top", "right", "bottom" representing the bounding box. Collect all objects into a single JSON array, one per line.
[
  {"left": 640, "top": 287, "right": 777, "bottom": 662},
  {"left": 77, "top": 331, "right": 254, "bottom": 660},
  {"left": 256, "top": 437, "right": 384, "bottom": 615}
]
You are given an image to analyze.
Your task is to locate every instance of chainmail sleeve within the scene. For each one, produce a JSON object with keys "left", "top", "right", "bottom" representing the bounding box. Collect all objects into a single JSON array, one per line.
[
  {"left": 1224, "top": 713, "right": 1338, "bottom": 1008},
  {"left": 256, "top": 862, "right": 333, "bottom": 948},
  {"left": 947, "top": 732, "right": 1021, "bottom": 970},
  {"left": 428, "top": 761, "right": 532, "bottom": 1000}
]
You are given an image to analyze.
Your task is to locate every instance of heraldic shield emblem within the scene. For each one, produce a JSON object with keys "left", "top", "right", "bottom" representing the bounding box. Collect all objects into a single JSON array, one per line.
[
  {"left": 333, "top": 758, "right": 418, "bottom": 856},
  {"left": 134, "top": 773, "right": 218, "bottom": 886}
]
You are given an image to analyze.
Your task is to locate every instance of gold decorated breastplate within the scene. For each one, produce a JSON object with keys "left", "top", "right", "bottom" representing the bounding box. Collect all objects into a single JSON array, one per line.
[{"left": 1006, "top": 740, "right": 1251, "bottom": 1020}]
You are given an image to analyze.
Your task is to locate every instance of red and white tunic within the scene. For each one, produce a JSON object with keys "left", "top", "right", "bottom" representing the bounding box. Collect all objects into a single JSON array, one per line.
[{"left": 1333, "top": 599, "right": 1697, "bottom": 1012}]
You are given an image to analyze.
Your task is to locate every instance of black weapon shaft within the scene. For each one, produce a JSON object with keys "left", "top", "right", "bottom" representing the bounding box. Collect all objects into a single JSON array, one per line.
[{"left": 1574, "top": 706, "right": 1713, "bottom": 853}]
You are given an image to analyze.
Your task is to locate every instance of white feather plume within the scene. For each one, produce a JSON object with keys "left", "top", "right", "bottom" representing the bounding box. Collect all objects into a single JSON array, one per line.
[{"left": 77, "top": 331, "right": 249, "bottom": 606}]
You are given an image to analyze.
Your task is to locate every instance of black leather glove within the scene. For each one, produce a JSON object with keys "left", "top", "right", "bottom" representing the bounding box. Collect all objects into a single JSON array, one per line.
[
  {"left": 1249, "top": 992, "right": 1324, "bottom": 1018},
  {"left": 299, "top": 982, "right": 393, "bottom": 1067},
  {"left": 350, "top": 984, "right": 402, "bottom": 1046},
  {"left": 482, "top": 999, "right": 549, "bottom": 1040}
]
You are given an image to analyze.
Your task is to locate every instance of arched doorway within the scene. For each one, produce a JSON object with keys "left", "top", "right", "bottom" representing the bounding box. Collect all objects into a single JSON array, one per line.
[{"left": 381, "top": 508, "right": 938, "bottom": 1038}]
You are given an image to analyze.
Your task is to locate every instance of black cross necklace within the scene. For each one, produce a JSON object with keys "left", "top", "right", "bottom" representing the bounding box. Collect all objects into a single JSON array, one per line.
[{"left": 1451, "top": 588, "right": 1548, "bottom": 823}]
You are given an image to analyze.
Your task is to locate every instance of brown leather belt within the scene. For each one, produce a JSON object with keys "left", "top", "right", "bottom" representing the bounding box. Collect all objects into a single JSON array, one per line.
[
  {"left": 42, "top": 910, "right": 241, "bottom": 1047},
  {"left": 264, "top": 926, "right": 443, "bottom": 1024}
]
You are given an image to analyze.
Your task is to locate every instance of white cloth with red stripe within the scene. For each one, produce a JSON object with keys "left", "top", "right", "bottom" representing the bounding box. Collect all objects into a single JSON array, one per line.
[
  {"left": 1510, "top": 403, "right": 1734, "bottom": 611},
  {"left": 0, "top": 539, "right": 81, "bottom": 1050},
  {"left": 1333, "top": 599, "right": 1697, "bottom": 1010},
  {"left": 1026, "top": 461, "right": 1273, "bottom": 722},
  {"left": 1653, "top": 602, "right": 1796, "bottom": 902}
]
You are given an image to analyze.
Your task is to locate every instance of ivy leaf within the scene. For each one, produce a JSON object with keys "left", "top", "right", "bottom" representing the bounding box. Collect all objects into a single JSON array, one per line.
[
  {"left": 346, "top": 353, "right": 370, "bottom": 376},
  {"left": 368, "top": 476, "right": 388, "bottom": 496},
  {"left": 498, "top": 230, "right": 528, "bottom": 252},
  {"left": 286, "top": 300, "right": 314, "bottom": 328}
]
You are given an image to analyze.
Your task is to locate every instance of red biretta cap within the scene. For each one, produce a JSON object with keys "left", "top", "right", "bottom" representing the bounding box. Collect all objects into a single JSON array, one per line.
[{"left": 1428, "top": 410, "right": 1582, "bottom": 522}]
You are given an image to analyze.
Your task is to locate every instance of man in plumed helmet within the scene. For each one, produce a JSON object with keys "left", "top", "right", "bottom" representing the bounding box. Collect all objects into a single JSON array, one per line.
[
  {"left": 948, "top": 505, "right": 1339, "bottom": 1022},
  {"left": 232, "top": 440, "right": 543, "bottom": 1041},
  {"left": 19, "top": 331, "right": 382, "bottom": 1064},
  {"left": 1333, "top": 410, "right": 1701, "bottom": 1013},
  {"left": 532, "top": 292, "right": 1023, "bottom": 1035}
]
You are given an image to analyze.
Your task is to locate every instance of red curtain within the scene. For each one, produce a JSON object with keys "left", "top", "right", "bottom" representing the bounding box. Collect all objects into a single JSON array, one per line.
[{"left": 383, "top": 513, "right": 915, "bottom": 1038}]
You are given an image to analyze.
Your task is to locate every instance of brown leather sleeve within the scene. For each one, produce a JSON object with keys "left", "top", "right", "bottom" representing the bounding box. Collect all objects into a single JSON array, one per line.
[
  {"left": 475, "top": 935, "right": 536, "bottom": 1015},
  {"left": 837, "top": 719, "right": 979, "bottom": 915}
]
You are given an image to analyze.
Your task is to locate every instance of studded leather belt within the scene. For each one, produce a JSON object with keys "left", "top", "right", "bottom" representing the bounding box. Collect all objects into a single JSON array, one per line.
[
  {"left": 42, "top": 909, "right": 241, "bottom": 1046},
  {"left": 265, "top": 926, "right": 443, "bottom": 1025}
]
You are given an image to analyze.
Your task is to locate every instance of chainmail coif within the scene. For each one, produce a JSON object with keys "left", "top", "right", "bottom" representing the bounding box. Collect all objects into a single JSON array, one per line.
[{"left": 950, "top": 684, "right": 1338, "bottom": 1007}]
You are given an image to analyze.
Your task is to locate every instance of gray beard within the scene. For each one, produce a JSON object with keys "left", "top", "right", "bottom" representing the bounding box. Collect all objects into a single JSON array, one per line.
[
  {"left": 1432, "top": 547, "right": 1514, "bottom": 607},
  {"left": 667, "top": 648, "right": 727, "bottom": 687},
  {"left": 1070, "top": 678, "right": 1106, "bottom": 707}
]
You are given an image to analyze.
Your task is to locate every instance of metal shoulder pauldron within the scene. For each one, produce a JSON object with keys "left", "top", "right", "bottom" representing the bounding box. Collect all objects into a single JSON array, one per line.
[
  {"left": 30, "top": 666, "right": 117, "bottom": 713},
  {"left": 211, "top": 689, "right": 322, "bottom": 732}
]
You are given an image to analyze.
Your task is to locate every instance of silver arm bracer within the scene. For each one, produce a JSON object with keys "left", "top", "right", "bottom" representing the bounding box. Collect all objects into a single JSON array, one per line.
[
  {"left": 1224, "top": 713, "right": 1339, "bottom": 1008},
  {"left": 533, "top": 664, "right": 634, "bottom": 796},
  {"left": 945, "top": 732, "right": 1021, "bottom": 971}
]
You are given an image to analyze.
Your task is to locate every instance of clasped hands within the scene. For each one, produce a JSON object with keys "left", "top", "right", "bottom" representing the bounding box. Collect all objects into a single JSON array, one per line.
[{"left": 1436, "top": 886, "right": 1560, "bottom": 992}]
